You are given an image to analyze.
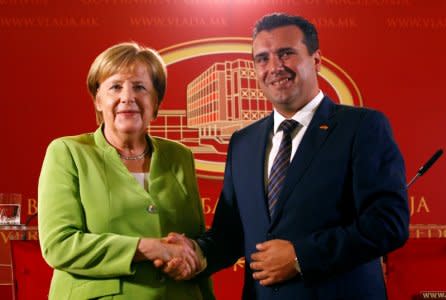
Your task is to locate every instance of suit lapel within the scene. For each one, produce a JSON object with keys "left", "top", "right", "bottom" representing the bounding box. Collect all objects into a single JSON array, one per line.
[
  {"left": 94, "top": 126, "right": 150, "bottom": 199},
  {"left": 270, "top": 97, "right": 338, "bottom": 225},
  {"left": 148, "top": 138, "right": 187, "bottom": 202}
]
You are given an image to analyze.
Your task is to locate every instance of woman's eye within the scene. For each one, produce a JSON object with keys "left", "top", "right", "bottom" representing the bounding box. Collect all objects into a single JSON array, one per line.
[
  {"left": 135, "top": 85, "right": 146, "bottom": 91},
  {"left": 110, "top": 84, "right": 121, "bottom": 90}
]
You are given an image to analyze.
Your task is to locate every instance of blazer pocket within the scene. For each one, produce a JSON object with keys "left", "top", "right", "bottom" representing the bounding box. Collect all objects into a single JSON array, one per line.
[{"left": 71, "top": 278, "right": 120, "bottom": 300}]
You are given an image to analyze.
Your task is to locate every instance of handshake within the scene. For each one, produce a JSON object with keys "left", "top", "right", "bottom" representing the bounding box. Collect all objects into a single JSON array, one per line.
[
  {"left": 134, "top": 232, "right": 204, "bottom": 280},
  {"left": 134, "top": 233, "right": 299, "bottom": 285}
]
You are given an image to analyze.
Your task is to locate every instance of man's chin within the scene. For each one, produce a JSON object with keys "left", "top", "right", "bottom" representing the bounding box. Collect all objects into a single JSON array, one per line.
[{"left": 270, "top": 96, "right": 294, "bottom": 107}]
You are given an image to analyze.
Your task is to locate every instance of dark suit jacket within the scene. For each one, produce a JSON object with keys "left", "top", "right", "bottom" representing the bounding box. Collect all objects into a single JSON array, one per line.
[{"left": 198, "top": 97, "right": 409, "bottom": 300}]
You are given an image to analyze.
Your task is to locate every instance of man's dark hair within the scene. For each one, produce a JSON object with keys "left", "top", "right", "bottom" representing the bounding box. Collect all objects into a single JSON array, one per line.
[{"left": 253, "top": 13, "right": 319, "bottom": 55}]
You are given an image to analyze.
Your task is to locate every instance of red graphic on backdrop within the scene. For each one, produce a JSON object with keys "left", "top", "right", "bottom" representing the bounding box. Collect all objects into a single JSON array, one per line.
[{"left": 150, "top": 38, "right": 362, "bottom": 179}]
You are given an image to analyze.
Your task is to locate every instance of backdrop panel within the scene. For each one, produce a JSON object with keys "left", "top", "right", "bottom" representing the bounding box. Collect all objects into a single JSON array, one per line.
[{"left": 1, "top": 1, "right": 445, "bottom": 299}]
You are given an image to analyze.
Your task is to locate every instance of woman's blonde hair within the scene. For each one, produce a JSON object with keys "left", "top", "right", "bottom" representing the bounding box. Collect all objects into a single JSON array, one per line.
[{"left": 86, "top": 42, "right": 167, "bottom": 124}]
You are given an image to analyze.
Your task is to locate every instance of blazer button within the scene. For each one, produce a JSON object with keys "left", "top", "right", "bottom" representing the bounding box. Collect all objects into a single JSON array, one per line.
[{"left": 147, "top": 204, "right": 157, "bottom": 213}]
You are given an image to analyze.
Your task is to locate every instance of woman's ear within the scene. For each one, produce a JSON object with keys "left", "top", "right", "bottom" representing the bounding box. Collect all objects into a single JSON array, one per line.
[
  {"left": 94, "top": 97, "right": 103, "bottom": 112},
  {"left": 153, "top": 107, "right": 158, "bottom": 119},
  {"left": 152, "top": 99, "right": 159, "bottom": 119}
]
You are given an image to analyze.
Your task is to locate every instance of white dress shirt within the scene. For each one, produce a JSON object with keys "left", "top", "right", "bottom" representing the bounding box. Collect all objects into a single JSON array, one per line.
[{"left": 265, "top": 91, "right": 324, "bottom": 185}]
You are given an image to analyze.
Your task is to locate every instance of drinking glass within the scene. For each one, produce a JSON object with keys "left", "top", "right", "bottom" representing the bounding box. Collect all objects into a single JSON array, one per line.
[{"left": 0, "top": 193, "right": 22, "bottom": 225}]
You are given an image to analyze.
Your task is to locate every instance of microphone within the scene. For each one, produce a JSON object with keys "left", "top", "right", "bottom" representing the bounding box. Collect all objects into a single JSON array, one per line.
[{"left": 407, "top": 149, "right": 443, "bottom": 188}]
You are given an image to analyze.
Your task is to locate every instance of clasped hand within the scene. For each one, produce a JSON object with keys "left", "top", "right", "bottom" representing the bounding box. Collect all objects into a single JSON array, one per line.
[{"left": 136, "top": 233, "right": 202, "bottom": 280}]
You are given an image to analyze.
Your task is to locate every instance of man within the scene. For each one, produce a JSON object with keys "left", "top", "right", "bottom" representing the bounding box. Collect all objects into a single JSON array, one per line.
[{"left": 163, "top": 13, "right": 409, "bottom": 299}]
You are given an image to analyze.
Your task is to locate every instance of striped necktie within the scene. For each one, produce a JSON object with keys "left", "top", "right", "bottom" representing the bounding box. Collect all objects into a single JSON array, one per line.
[{"left": 268, "top": 119, "right": 299, "bottom": 218}]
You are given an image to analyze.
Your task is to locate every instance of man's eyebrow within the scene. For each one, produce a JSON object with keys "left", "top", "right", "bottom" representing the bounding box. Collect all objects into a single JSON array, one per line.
[
  {"left": 277, "top": 47, "right": 296, "bottom": 53},
  {"left": 253, "top": 47, "right": 296, "bottom": 57}
]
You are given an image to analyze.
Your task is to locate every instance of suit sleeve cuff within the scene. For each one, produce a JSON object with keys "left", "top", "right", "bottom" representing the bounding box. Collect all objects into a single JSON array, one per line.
[{"left": 191, "top": 240, "right": 207, "bottom": 274}]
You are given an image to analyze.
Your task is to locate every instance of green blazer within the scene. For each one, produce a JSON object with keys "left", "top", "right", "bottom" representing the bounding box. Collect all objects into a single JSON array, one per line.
[{"left": 38, "top": 127, "right": 214, "bottom": 300}]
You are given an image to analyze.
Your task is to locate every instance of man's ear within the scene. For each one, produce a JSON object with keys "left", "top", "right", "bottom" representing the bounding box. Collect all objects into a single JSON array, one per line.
[{"left": 313, "top": 49, "right": 322, "bottom": 72}]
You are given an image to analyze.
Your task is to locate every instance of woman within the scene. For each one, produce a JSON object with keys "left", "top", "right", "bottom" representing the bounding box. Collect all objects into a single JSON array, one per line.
[{"left": 38, "top": 42, "right": 214, "bottom": 300}]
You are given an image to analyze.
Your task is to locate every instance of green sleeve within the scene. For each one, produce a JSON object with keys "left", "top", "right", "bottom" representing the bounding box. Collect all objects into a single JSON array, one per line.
[{"left": 38, "top": 139, "right": 139, "bottom": 278}]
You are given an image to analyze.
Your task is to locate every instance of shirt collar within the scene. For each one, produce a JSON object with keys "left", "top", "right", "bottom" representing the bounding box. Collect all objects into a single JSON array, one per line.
[{"left": 273, "top": 90, "right": 324, "bottom": 134}]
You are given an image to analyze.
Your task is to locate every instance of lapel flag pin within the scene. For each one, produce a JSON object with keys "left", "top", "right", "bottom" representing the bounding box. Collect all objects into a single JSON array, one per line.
[{"left": 319, "top": 125, "right": 329, "bottom": 130}]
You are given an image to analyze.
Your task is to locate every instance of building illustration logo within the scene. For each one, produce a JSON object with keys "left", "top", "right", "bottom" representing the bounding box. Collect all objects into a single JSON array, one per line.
[{"left": 151, "top": 38, "right": 362, "bottom": 179}]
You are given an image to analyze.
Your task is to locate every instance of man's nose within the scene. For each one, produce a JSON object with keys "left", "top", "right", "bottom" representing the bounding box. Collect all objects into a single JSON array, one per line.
[{"left": 268, "top": 54, "right": 285, "bottom": 73}]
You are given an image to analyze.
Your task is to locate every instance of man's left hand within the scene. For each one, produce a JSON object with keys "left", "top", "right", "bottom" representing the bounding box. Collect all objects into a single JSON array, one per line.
[{"left": 250, "top": 239, "right": 299, "bottom": 286}]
